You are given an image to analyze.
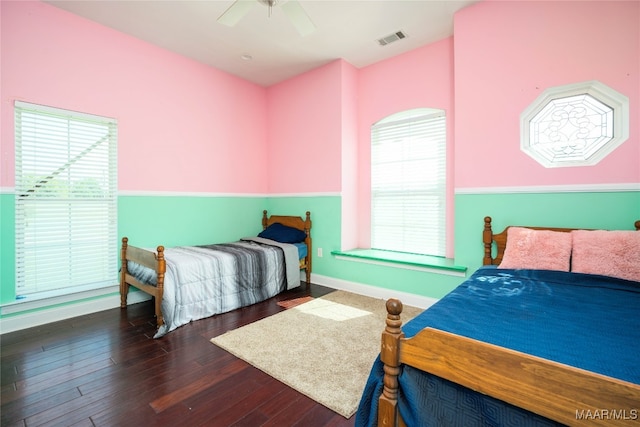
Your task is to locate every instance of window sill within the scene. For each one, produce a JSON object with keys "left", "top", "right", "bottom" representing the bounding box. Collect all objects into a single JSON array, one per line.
[
  {"left": 1, "top": 285, "right": 119, "bottom": 314},
  {"left": 331, "top": 249, "right": 467, "bottom": 277}
]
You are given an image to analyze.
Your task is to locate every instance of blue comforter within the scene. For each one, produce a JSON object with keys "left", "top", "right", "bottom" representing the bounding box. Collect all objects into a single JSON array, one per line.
[{"left": 356, "top": 267, "right": 640, "bottom": 426}]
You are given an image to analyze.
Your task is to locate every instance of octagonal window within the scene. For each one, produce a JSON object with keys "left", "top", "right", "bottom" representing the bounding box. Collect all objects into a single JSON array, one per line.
[{"left": 521, "top": 81, "right": 629, "bottom": 167}]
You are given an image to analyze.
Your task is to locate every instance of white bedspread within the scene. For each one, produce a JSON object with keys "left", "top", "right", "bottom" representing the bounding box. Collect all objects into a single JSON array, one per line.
[{"left": 127, "top": 238, "right": 300, "bottom": 338}]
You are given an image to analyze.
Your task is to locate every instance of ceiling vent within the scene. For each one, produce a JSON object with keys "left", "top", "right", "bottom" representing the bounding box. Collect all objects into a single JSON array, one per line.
[{"left": 377, "top": 31, "right": 407, "bottom": 46}]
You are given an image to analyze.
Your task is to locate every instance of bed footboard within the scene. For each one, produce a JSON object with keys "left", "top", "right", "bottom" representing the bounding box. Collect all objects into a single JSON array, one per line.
[
  {"left": 378, "top": 298, "right": 640, "bottom": 427},
  {"left": 120, "top": 237, "right": 166, "bottom": 328}
]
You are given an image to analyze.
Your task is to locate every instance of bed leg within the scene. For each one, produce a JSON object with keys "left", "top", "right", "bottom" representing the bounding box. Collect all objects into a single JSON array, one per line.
[
  {"left": 155, "top": 296, "right": 163, "bottom": 328},
  {"left": 155, "top": 246, "right": 166, "bottom": 327},
  {"left": 120, "top": 237, "right": 129, "bottom": 309},
  {"left": 378, "top": 299, "right": 404, "bottom": 427}
]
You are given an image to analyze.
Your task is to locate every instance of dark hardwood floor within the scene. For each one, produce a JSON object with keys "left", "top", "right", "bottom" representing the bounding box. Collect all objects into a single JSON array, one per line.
[{"left": 1, "top": 284, "right": 358, "bottom": 427}]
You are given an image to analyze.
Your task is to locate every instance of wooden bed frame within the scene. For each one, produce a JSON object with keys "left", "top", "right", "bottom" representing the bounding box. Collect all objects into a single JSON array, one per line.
[
  {"left": 263, "top": 210, "right": 312, "bottom": 284},
  {"left": 120, "top": 210, "right": 312, "bottom": 329},
  {"left": 378, "top": 216, "right": 640, "bottom": 427}
]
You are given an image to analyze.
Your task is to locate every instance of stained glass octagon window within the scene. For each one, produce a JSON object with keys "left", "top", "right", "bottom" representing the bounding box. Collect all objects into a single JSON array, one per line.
[{"left": 521, "top": 81, "right": 629, "bottom": 167}]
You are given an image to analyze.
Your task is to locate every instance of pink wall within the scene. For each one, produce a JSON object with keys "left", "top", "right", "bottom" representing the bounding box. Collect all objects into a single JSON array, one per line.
[
  {"left": 356, "top": 39, "right": 455, "bottom": 251},
  {"left": 1, "top": 1, "right": 268, "bottom": 194},
  {"left": 340, "top": 61, "right": 359, "bottom": 250},
  {"left": 266, "top": 60, "right": 344, "bottom": 194},
  {"left": 454, "top": 1, "right": 639, "bottom": 189},
  {"left": 4, "top": 1, "right": 636, "bottom": 205}
]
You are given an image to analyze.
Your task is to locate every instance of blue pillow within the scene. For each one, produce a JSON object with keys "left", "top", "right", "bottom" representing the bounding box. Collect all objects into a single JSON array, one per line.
[{"left": 258, "top": 223, "right": 307, "bottom": 244}]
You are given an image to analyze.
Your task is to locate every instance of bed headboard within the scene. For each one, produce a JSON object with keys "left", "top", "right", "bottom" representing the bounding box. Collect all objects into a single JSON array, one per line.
[
  {"left": 262, "top": 210, "right": 311, "bottom": 236},
  {"left": 262, "top": 210, "right": 313, "bottom": 284},
  {"left": 482, "top": 216, "right": 640, "bottom": 266}
]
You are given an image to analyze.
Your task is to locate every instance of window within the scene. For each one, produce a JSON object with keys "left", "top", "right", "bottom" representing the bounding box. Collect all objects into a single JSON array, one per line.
[
  {"left": 14, "top": 101, "right": 118, "bottom": 298},
  {"left": 371, "top": 108, "right": 446, "bottom": 257},
  {"left": 520, "top": 80, "right": 629, "bottom": 167}
]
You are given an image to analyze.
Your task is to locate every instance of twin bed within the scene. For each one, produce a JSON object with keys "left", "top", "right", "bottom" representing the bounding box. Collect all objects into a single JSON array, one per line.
[
  {"left": 120, "top": 210, "right": 311, "bottom": 338},
  {"left": 358, "top": 217, "right": 640, "bottom": 427}
]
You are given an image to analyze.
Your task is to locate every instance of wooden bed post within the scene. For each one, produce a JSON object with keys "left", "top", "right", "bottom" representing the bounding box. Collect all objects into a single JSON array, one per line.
[
  {"left": 262, "top": 210, "right": 269, "bottom": 230},
  {"left": 483, "top": 216, "right": 494, "bottom": 266},
  {"left": 120, "top": 237, "right": 129, "bottom": 309},
  {"left": 304, "top": 211, "right": 312, "bottom": 285},
  {"left": 155, "top": 246, "right": 166, "bottom": 327},
  {"left": 378, "top": 299, "right": 404, "bottom": 427}
]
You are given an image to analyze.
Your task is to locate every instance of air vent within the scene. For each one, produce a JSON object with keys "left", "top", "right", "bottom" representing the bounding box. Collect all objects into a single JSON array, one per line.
[{"left": 377, "top": 31, "right": 407, "bottom": 46}]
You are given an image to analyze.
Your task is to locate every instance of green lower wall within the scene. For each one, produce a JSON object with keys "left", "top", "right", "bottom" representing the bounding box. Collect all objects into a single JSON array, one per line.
[
  {"left": 1, "top": 190, "right": 638, "bottom": 314},
  {"left": 271, "top": 196, "right": 463, "bottom": 300},
  {"left": 1, "top": 193, "right": 16, "bottom": 304},
  {"left": 119, "top": 195, "right": 268, "bottom": 248},
  {"left": 454, "top": 191, "right": 640, "bottom": 274},
  {"left": 0, "top": 194, "right": 267, "bottom": 306},
  {"left": 270, "top": 191, "right": 640, "bottom": 300}
]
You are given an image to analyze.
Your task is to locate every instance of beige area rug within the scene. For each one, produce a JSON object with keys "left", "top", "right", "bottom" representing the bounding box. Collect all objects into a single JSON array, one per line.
[{"left": 210, "top": 290, "right": 423, "bottom": 418}]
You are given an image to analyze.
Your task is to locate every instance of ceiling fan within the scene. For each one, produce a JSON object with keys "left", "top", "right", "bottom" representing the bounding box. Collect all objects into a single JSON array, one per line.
[{"left": 217, "top": 0, "right": 316, "bottom": 37}]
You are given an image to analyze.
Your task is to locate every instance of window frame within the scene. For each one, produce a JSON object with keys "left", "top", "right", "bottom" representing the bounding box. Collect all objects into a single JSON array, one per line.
[
  {"left": 370, "top": 108, "right": 447, "bottom": 257},
  {"left": 14, "top": 101, "right": 118, "bottom": 300},
  {"left": 520, "top": 80, "right": 629, "bottom": 167}
]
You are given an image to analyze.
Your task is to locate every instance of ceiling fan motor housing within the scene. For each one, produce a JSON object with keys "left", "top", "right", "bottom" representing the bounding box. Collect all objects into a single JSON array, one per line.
[{"left": 258, "top": 0, "right": 278, "bottom": 7}]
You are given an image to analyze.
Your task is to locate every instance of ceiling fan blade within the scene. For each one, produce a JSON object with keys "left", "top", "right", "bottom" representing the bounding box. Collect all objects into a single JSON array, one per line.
[
  {"left": 217, "top": 0, "right": 257, "bottom": 27},
  {"left": 280, "top": 0, "right": 316, "bottom": 37}
]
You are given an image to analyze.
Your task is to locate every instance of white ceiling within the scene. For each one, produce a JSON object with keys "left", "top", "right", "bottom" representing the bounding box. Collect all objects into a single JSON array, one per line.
[{"left": 45, "top": 0, "right": 477, "bottom": 87}]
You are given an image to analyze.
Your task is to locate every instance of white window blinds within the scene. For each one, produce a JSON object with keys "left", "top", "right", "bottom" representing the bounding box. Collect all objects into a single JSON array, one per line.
[
  {"left": 371, "top": 108, "right": 446, "bottom": 257},
  {"left": 14, "top": 101, "right": 118, "bottom": 298}
]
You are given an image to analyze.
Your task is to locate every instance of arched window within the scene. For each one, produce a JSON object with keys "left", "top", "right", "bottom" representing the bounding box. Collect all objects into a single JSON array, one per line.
[{"left": 371, "top": 108, "right": 446, "bottom": 256}]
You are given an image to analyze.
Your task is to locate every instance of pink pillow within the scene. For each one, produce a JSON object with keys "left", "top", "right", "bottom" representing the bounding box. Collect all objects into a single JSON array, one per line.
[
  {"left": 571, "top": 230, "right": 640, "bottom": 283},
  {"left": 498, "top": 227, "right": 572, "bottom": 272}
]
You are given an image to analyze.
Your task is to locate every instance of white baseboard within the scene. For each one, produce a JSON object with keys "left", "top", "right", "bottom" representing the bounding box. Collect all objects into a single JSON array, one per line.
[
  {"left": 0, "top": 292, "right": 151, "bottom": 335},
  {"left": 310, "top": 273, "right": 439, "bottom": 310}
]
